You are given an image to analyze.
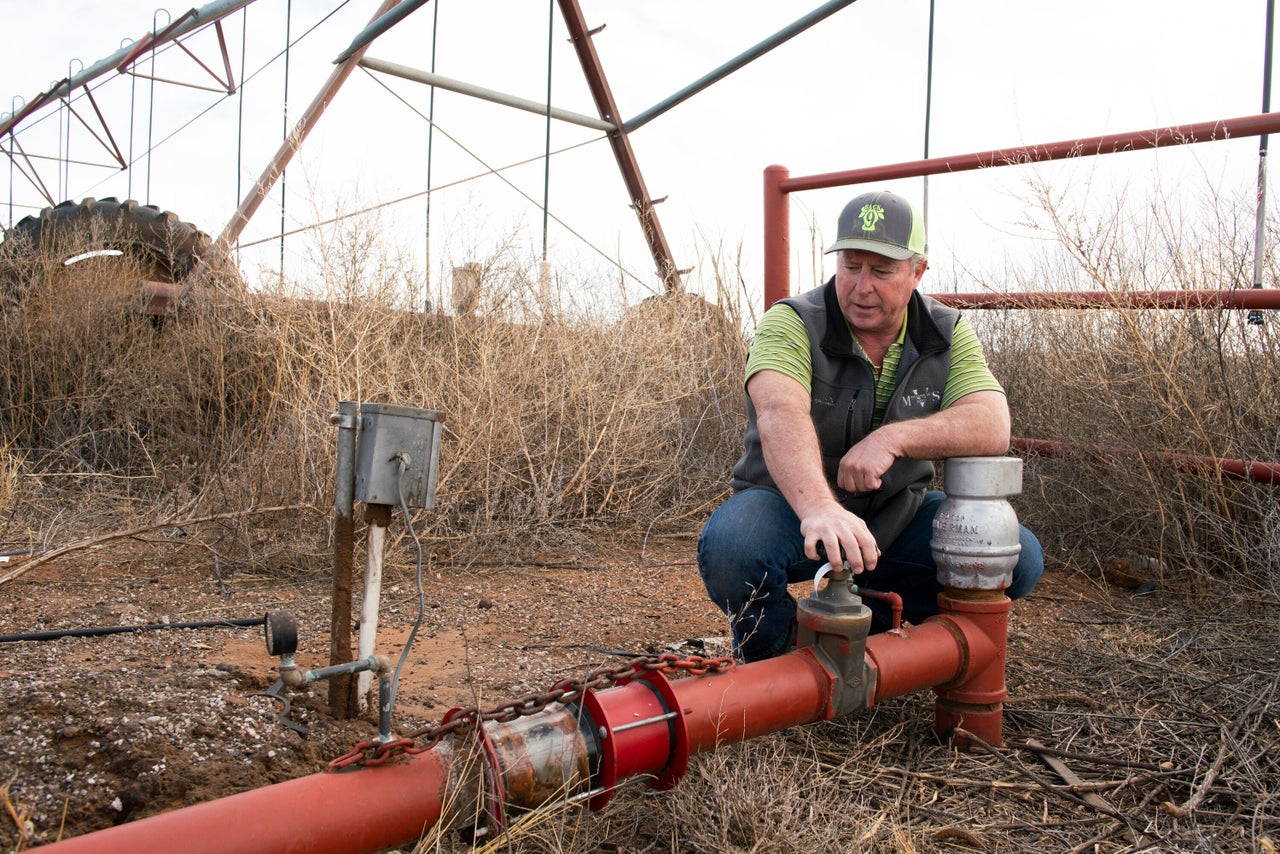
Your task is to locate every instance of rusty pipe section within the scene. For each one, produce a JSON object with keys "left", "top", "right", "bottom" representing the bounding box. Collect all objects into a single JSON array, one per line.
[
  {"left": 466, "top": 650, "right": 837, "bottom": 831},
  {"left": 34, "top": 459, "right": 1022, "bottom": 853},
  {"left": 1012, "top": 435, "right": 1280, "bottom": 486},
  {"left": 34, "top": 742, "right": 467, "bottom": 854},
  {"left": 33, "top": 606, "right": 1011, "bottom": 853},
  {"left": 32, "top": 655, "right": 834, "bottom": 854}
]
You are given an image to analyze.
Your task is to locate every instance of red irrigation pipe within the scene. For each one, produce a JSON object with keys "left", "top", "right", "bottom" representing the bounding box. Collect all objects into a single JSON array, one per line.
[
  {"left": 933, "top": 289, "right": 1280, "bottom": 311},
  {"left": 34, "top": 602, "right": 1011, "bottom": 854}
]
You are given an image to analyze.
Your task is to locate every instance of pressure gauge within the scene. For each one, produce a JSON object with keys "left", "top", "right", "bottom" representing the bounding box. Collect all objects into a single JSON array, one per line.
[{"left": 264, "top": 609, "right": 299, "bottom": 657}]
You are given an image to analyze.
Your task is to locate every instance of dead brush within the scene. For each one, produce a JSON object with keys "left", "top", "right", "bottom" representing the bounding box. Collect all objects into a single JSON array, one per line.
[
  {"left": 974, "top": 180, "right": 1280, "bottom": 595},
  {"left": 0, "top": 440, "right": 21, "bottom": 534},
  {"left": 0, "top": 244, "right": 282, "bottom": 520},
  {"left": 247, "top": 213, "right": 751, "bottom": 556},
  {"left": 0, "top": 210, "right": 751, "bottom": 566}
]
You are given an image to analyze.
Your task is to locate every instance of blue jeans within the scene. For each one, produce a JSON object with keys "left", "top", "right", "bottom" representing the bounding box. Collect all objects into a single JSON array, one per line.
[{"left": 697, "top": 488, "right": 1044, "bottom": 662}]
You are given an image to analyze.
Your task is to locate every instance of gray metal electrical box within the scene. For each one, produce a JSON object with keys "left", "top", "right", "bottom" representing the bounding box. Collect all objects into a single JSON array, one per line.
[{"left": 353, "top": 403, "right": 444, "bottom": 509}]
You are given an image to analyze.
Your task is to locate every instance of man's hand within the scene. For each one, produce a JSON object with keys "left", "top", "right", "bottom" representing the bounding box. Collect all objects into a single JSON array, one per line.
[
  {"left": 836, "top": 390, "right": 1012, "bottom": 494},
  {"left": 837, "top": 429, "right": 898, "bottom": 493},
  {"left": 799, "top": 499, "right": 880, "bottom": 574}
]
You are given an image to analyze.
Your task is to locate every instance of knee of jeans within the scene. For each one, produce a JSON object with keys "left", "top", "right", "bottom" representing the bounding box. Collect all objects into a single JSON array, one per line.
[
  {"left": 697, "top": 530, "right": 745, "bottom": 608},
  {"left": 699, "top": 510, "right": 760, "bottom": 572},
  {"left": 1007, "top": 527, "right": 1045, "bottom": 600},
  {"left": 699, "top": 540, "right": 783, "bottom": 618}
]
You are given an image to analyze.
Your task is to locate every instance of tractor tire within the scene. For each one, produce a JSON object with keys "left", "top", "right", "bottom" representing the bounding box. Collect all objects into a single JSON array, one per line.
[
  {"left": 3, "top": 196, "right": 210, "bottom": 279},
  {"left": 0, "top": 197, "right": 240, "bottom": 312}
]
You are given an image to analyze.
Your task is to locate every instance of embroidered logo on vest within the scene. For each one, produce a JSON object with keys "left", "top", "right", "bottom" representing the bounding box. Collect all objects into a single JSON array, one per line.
[
  {"left": 857, "top": 204, "right": 885, "bottom": 233},
  {"left": 901, "top": 387, "right": 941, "bottom": 409}
]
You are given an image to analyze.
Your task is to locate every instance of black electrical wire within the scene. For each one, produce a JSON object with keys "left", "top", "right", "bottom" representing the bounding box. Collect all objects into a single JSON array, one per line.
[
  {"left": 385, "top": 453, "right": 427, "bottom": 717},
  {"left": 0, "top": 616, "right": 266, "bottom": 644}
]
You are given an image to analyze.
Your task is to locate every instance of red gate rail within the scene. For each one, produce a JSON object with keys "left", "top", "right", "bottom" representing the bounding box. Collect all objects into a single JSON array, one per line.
[
  {"left": 762, "top": 111, "right": 1280, "bottom": 486},
  {"left": 934, "top": 289, "right": 1280, "bottom": 311},
  {"left": 1012, "top": 438, "right": 1280, "bottom": 485}
]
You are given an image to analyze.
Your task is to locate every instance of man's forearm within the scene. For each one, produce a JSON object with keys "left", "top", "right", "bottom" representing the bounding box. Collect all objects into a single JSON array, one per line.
[
  {"left": 875, "top": 390, "right": 1011, "bottom": 460},
  {"left": 747, "top": 369, "right": 887, "bottom": 569},
  {"left": 757, "top": 404, "right": 838, "bottom": 517},
  {"left": 747, "top": 371, "right": 839, "bottom": 517}
]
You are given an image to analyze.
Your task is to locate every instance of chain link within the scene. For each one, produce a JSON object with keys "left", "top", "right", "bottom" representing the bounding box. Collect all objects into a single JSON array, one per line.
[{"left": 327, "top": 652, "right": 735, "bottom": 770}]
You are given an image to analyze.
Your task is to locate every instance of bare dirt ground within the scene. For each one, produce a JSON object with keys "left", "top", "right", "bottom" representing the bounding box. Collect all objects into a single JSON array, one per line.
[
  {"left": 0, "top": 535, "right": 730, "bottom": 851},
  {"left": 0, "top": 538, "right": 1276, "bottom": 853}
]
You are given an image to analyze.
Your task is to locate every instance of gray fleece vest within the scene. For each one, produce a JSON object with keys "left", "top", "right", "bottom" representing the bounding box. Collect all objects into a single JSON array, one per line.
[{"left": 730, "top": 278, "right": 959, "bottom": 546}]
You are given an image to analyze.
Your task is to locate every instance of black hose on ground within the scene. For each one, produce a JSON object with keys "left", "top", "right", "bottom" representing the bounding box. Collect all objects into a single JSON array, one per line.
[{"left": 0, "top": 616, "right": 266, "bottom": 644}]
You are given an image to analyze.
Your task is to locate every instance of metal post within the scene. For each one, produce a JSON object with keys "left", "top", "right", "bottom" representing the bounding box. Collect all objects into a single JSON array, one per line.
[
  {"left": 763, "top": 164, "right": 791, "bottom": 307},
  {"left": 922, "top": 0, "right": 936, "bottom": 245},
  {"left": 357, "top": 504, "right": 392, "bottom": 705},
  {"left": 558, "top": 0, "right": 683, "bottom": 295},
  {"left": 329, "top": 401, "right": 359, "bottom": 719},
  {"left": 1251, "top": 0, "right": 1276, "bottom": 325}
]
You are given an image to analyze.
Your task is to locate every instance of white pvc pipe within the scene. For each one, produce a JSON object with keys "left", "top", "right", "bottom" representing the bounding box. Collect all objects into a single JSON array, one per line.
[
  {"left": 357, "top": 524, "right": 386, "bottom": 707},
  {"left": 358, "top": 56, "right": 617, "bottom": 132}
]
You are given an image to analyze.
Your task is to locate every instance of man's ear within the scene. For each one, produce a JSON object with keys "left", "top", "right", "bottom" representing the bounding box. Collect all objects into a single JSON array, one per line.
[{"left": 912, "top": 258, "right": 928, "bottom": 283}]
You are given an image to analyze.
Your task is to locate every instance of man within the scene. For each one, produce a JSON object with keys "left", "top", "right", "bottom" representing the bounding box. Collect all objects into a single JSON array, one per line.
[{"left": 698, "top": 190, "right": 1043, "bottom": 662}]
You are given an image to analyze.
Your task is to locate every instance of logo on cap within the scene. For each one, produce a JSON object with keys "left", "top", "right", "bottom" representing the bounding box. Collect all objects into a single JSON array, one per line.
[{"left": 858, "top": 204, "right": 885, "bottom": 234}]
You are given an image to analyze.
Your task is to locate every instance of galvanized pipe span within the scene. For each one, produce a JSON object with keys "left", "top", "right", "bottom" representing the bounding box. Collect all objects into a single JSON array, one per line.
[{"left": 33, "top": 458, "right": 1024, "bottom": 854}]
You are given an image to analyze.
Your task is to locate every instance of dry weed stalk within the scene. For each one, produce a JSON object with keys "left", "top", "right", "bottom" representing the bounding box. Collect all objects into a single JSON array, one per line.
[
  {"left": 0, "top": 219, "right": 749, "bottom": 565},
  {"left": 1, "top": 771, "right": 32, "bottom": 849},
  {"left": 2, "top": 191, "right": 1277, "bottom": 851},
  {"left": 0, "top": 440, "right": 21, "bottom": 525},
  {"left": 979, "top": 181, "right": 1280, "bottom": 593}
]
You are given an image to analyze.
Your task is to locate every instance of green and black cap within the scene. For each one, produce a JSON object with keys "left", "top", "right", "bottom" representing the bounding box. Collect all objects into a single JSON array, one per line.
[{"left": 824, "top": 190, "right": 926, "bottom": 260}]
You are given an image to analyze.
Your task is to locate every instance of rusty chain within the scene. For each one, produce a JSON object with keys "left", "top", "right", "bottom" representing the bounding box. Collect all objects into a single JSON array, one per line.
[{"left": 327, "top": 652, "right": 735, "bottom": 770}]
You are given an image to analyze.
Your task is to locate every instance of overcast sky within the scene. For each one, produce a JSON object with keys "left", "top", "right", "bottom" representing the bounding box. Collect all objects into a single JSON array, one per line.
[{"left": 1, "top": 0, "right": 1274, "bottom": 307}]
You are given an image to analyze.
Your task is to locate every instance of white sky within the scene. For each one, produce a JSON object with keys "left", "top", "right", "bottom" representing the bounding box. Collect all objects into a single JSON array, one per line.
[{"left": 1, "top": 0, "right": 1274, "bottom": 308}]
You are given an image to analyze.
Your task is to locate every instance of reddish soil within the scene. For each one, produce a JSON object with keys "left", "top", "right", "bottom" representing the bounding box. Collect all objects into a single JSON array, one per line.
[
  {"left": 0, "top": 536, "right": 730, "bottom": 851},
  {"left": 0, "top": 536, "right": 1096, "bottom": 853}
]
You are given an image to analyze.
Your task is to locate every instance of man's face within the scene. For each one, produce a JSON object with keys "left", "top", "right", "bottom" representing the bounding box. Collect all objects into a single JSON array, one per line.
[{"left": 833, "top": 249, "right": 927, "bottom": 337}]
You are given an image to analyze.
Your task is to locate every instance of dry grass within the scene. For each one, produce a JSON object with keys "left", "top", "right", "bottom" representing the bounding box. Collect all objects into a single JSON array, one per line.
[
  {"left": 976, "top": 181, "right": 1280, "bottom": 597},
  {"left": 1, "top": 187, "right": 1278, "bottom": 852},
  {"left": 0, "top": 221, "right": 749, "bottom": 568},
  {"left": 988, "top": 306, "right": 1279, "bottom": 592},
  {"left": 0, "top": 440, "right": 21, "bottom": 522},
  {"left": 447, "top": 583, "right": 1280, "bottom": 853}
]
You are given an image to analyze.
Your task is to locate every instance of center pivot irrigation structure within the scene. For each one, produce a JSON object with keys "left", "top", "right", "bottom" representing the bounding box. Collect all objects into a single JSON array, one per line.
[
  {"left": 1, "top": 0, "right": 863, "bottom": 300},
  {"left": 7, "top": 2, "right": 1280, "bottom": 850},
  {"left": 34, "top": 397, "right": 1029, "bottom": 853}
]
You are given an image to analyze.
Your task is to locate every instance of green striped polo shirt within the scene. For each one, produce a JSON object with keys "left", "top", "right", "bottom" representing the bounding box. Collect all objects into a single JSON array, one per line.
[{"left": 745, "top": 302, "right": 1003, "bottom": 428}]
